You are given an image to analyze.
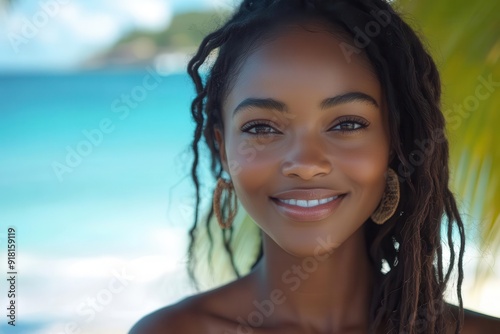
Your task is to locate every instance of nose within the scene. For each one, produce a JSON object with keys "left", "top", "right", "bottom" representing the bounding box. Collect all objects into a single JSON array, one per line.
[{"left": 281, "top": 135, "right": 332, "bottom": 180}]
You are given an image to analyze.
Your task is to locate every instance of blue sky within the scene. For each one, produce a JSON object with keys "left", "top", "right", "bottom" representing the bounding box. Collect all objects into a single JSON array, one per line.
[{"left": 0, "top": 0, "right": 236, "bottom": 71}]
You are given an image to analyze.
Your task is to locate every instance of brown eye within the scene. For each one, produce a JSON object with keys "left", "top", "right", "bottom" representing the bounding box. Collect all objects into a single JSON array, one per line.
[
  {"left": 332, "top": 122, "right": 363, "bottom": 131},
  {"left": 330, "top": 116, "right": 369, "bottom": 133},
  {"left": 241, "top": 121, "right": 281, "bottom": 136}
]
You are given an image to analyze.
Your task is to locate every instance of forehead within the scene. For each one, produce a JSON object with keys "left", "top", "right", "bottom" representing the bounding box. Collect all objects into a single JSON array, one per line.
[{"left": 223, "top": 23, "right": 381, "bottom": 114}]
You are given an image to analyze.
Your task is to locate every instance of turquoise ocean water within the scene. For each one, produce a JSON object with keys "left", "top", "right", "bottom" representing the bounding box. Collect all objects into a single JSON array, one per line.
[
  {"left": 0, "top": 70, "right": 198, "bottom": 253},
  {"left": 0, "top": 70, "right": 205, "bottom": 333}
]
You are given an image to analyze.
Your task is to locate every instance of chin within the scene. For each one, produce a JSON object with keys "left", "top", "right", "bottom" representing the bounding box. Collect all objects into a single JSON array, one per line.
[{"left": 272, "top": 232, "right": 343, "bottom": 259}]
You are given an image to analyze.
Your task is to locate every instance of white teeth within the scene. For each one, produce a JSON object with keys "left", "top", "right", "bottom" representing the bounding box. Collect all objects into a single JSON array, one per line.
[
  {"left": 296, "top": 200, "right": 308, "bottom": 207},
  {"left": 308, "top": 199, "right": 319, "bottom": 206},
  {"left": 277, "top": 195, "right": 339, "bottom": 207}
]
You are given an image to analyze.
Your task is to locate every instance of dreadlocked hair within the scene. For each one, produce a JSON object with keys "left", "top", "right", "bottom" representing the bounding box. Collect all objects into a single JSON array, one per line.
[{"left": 185, "top": 0, "right": 466, "bottom": 333}]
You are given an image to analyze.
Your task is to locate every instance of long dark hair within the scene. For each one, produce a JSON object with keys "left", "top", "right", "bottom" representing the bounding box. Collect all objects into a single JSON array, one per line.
[{"left": 185, "top": 0, "right": 466, "bottom": 333}]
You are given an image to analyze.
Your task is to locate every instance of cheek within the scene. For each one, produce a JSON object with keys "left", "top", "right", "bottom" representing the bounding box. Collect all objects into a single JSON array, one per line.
[
  {"left": 334, "top": 132, "right": 390, "bottom": 209},
  {"left": 339, "top": 145, "right": 387, "bottom": 182},
  {"left": 225, "top": 136, "right": 277, "bottom": 205}
]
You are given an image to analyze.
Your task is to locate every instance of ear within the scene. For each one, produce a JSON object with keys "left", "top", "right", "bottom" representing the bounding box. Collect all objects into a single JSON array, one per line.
[{"left": 214, "top": 126, "right": 229, "bottom": 175}]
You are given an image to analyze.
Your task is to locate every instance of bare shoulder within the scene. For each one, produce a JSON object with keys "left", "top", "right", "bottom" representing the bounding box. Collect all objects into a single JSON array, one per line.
[
  {"left": 461, "top": 307, "right": 500, "bottom": 333},
  {"left": 445, "top": 303, "right": 500, "bottom": 334},
  {"left": 129, "top": 276, "right": 255, "bottom": 334},
  {"left": 128, "top": 296, "right": 206, "bottom": 334}
]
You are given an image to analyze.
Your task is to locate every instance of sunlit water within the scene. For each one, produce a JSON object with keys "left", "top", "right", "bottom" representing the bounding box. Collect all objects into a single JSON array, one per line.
[{"left": 0, "top": 70, "right": 205, "bottom": 333}]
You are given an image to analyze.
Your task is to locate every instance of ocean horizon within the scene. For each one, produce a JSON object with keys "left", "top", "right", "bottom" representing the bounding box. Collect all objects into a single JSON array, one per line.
[{"left": 0, "top": 69, "right": 206, "bottom": 333}]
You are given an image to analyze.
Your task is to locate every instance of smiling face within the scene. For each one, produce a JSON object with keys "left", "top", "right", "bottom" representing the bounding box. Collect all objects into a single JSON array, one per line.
[{"left": 214, "top": 22, "right": 391, "bottom": 257}]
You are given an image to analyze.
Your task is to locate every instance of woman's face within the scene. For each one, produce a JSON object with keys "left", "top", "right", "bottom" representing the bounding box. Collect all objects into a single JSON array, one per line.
[{"left": 215, "top": 23, "right": 391, "bottom": 257}]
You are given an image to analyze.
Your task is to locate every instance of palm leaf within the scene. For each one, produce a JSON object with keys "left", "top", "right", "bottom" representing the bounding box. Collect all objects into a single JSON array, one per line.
[{"left": 396, "top": 0, "right": 500, "bottom": 288}]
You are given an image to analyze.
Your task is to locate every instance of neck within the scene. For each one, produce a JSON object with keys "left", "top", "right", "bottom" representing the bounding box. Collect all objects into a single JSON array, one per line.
[{"left": 252, "top": 226, "right": 374, "bottom": 332}]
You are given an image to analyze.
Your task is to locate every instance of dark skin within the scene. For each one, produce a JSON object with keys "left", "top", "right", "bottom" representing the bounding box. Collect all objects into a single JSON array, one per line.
[{"left": 130, "top": 23, "right": 500, "bottom": 334}]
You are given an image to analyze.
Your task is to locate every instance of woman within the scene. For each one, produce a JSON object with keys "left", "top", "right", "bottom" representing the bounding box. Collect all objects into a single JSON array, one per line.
[{"left": 131, "top": 0, "right": 500, "bottom": 333}]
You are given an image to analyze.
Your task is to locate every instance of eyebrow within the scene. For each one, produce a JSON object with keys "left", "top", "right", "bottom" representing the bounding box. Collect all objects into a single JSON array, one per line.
[{"left": 232, "top": 92, "right": 379, "bottom": 118}]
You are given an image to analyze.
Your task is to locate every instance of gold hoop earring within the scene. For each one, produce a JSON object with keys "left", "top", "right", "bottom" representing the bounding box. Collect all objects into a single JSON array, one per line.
[
  {"left": 371, "top": 168, "right": 400, "bottom": 225},
  {"left": 213, "top": 177, "right": 238, "bottom": 229}
]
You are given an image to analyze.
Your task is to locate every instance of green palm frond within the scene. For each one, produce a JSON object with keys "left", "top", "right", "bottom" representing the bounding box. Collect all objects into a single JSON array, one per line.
[{"left": 397, "top": 0, "right": 500, "bottom": 284}]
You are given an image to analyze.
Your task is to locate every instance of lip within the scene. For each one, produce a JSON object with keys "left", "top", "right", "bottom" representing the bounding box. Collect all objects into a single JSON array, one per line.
[
  {"left": 270, "top": 190, "right": 346, "bottom": 222},
  {"left": 271, "top": 188, "right": 346, "bottom": 200}
]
